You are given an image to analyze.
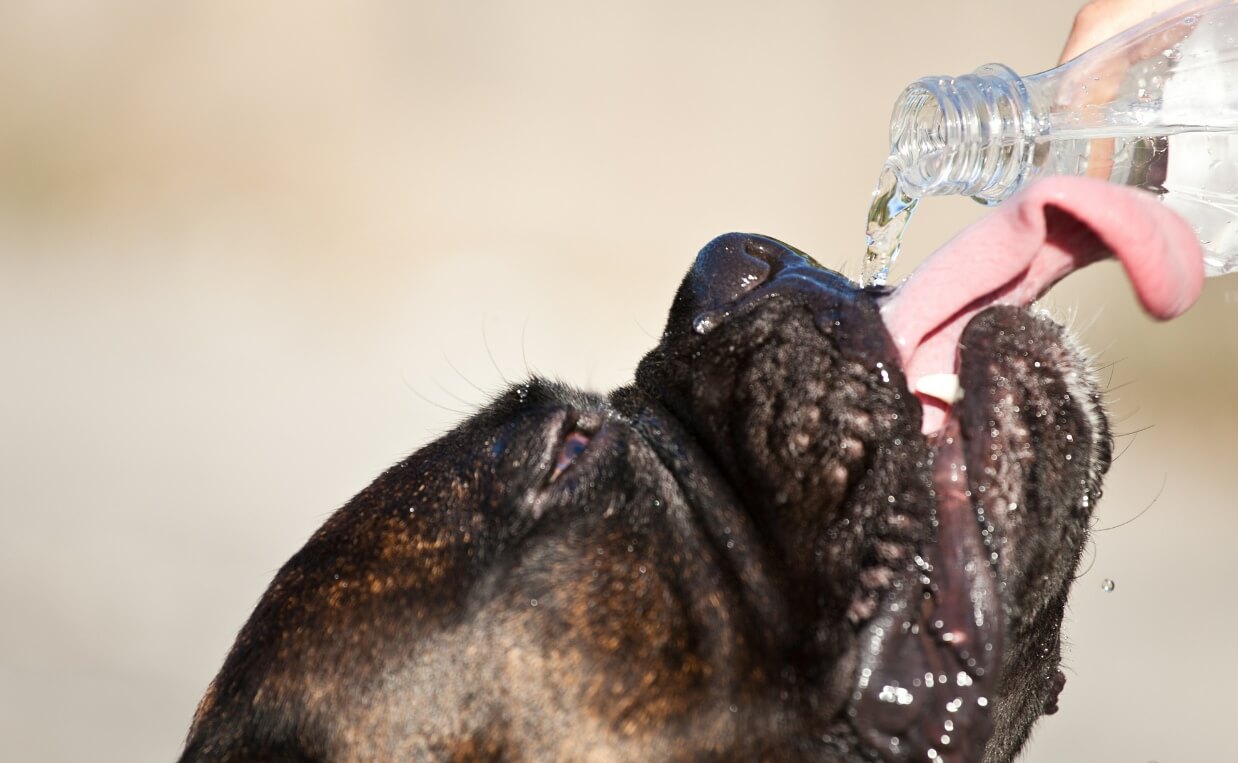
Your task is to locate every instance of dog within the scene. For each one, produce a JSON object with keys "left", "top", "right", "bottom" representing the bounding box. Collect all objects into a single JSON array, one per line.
[{"left": 179, "top": 178, "right": 1203, "bottom": 762}]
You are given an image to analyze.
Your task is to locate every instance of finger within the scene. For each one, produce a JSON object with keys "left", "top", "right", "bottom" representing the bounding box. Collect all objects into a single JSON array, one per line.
[{"left": 1059, "top": 0, "right": 1184, "bottom": 64}]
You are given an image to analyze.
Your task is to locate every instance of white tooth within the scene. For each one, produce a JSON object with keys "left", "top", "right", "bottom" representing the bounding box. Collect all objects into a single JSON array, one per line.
[{"left": 916, "top": 373, "right": 964, "bottom": 405}]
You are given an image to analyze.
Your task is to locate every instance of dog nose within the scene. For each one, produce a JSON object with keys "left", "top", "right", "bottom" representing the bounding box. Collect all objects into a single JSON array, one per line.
[
  {"left": 671, "top": 232, "right": 862, "bottom": 341},
  {"left": 686, "top": 233, "right": 802, "bottom": 317}
]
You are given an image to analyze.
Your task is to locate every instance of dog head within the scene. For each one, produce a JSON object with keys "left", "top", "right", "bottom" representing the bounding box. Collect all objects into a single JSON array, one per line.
[{"left": 181, "top": 178, "right": 1202, "bottom": 762}]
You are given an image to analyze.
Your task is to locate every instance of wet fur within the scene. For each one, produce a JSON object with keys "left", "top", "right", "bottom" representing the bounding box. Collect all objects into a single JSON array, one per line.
[{"left": 182, "top": 235, "right": 1109, "bottom": 762}]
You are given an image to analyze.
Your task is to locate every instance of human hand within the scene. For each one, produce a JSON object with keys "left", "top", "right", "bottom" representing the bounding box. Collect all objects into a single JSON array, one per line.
[{"left": 1060, "top": 0, "right": 1196, "bottom": 63}]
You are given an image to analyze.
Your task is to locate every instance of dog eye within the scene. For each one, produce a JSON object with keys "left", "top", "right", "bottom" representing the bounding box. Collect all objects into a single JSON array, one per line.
[{"left": 550, "top": 430, "right": 591, "bottom": 482}]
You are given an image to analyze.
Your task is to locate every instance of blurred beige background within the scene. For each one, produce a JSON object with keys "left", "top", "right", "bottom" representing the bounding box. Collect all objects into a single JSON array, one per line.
[{"left": 1, "top": 2, "right": 1235, "bottom": 761}]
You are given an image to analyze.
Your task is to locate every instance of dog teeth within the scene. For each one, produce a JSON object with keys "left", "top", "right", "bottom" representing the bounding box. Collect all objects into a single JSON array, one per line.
[{"left": 915, "top": 373, "right": 964, "bottom": 405}]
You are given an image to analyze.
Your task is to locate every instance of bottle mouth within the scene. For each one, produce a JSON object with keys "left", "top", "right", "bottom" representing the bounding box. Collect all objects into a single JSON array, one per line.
[
  {"left": 889, "top": 84, "right": 952, "bottom": 195},
  {"left": 889, "top": 64, "right": 1035, "bottom": 204}
]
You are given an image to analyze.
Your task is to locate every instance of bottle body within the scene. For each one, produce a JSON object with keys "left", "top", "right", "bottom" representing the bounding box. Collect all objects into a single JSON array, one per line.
[{"left": 881, "top": 0, "right": 1238, "bottom": 278}]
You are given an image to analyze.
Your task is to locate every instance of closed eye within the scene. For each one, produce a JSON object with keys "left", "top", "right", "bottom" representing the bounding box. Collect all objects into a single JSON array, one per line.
[{"left": 550, "top": 430, "right": 592, "bottom": 483}]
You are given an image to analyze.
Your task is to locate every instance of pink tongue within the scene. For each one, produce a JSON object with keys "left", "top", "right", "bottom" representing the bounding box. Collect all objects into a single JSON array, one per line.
[{"left": 881, "top": 176, "right": 1204, "bottom": 434}]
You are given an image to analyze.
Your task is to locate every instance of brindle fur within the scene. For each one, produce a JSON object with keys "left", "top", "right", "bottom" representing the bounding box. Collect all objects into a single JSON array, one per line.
[{"left": 182, "top": 234, "right": 1108, "bottom": 762}]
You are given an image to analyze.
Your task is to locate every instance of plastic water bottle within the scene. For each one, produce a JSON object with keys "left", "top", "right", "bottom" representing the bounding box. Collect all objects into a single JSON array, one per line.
[{"left": 863, "top": 0, "right": 1238, "bottom": 286}]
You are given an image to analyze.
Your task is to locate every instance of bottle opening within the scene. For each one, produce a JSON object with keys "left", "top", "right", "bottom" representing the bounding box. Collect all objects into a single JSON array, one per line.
[
  {"left": 888, "top": 65, "right": 1035, "bottom": 203},
  {"left": 889, "top": 85, "right": 949, "bottom": 193}
]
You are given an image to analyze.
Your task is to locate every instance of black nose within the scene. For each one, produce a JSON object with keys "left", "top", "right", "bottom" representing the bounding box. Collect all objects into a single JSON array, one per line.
[
  {"left": 668, "top": 232, "right": 869, "bottom": 343},
  {"left": 685, "top": 233, "right": 801, "bottom": 316}
]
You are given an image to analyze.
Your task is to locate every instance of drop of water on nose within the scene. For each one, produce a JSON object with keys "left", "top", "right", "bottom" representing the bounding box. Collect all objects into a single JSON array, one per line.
[
  {"left": 1102, "top": 578, "right": 1116, "bottom": 593},
  {"left": 693, "top": 315, "right": 717, "bottom": 335}
]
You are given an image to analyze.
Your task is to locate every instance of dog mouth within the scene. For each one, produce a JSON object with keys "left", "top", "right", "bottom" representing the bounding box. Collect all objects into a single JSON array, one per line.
[
  {"left": 859, "top": 176, "right": 1203, "bottom": 760},
  {"left": 855, "top": 177, "right": 1201, "bottom": 760},
  {"left": 649, "top": 176, "right": 1202, "bottom": 761},
  {"left": 845, "top": 333, "right": 1007, "bottom": 763}
]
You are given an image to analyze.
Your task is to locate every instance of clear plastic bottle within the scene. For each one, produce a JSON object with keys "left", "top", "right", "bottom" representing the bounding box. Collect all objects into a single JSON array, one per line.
[{"left": 865, "top": 0, "right": 1238, "bottom": 285}]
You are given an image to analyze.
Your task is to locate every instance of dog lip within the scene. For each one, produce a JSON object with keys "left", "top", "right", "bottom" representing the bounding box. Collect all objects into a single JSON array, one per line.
[{"left": 851, "top": 416, "right": 1003, "bottom": 761}]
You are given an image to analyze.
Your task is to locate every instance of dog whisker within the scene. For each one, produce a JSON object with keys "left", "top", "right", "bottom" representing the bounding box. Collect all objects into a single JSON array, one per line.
[
  {"left": 1073, "top": 533, "right": 1098, "bottom": 579},
  {"left": 521, "top": 315, "right": 533, "bottom": 380},
  {"left": 482, "top": 315, "right": 510, "bottom": 386},
  {"left": 633, "top": 318, "right": 660, "bottom": 341},
  {"left": 1112, "top": 422, "right": 1154, "bottom": 438},
  {"left": 1094, "top": 473, "right": 1165, "bottom": 532},
  {"left": 432, "top": 377, "right": 478, "bottom": 409},
  {"left": 400, "top": 369, "right": 472, "bottom": 417},
  {"left": 441, "top": 350, "right": 492, "bottom": 398},
  {"left": 1109, "top": 428, "right": 1142, "bottom": 463}
]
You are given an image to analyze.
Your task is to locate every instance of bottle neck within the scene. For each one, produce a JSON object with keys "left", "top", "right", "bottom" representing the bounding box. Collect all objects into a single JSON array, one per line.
[{"left": 888, "top": 64, "right": 1040, "bottom": 204}]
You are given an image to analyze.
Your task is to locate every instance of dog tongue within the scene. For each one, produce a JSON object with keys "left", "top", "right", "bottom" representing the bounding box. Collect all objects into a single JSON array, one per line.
[{"left": 880, "top": 176, "right": 1204, "bottom": 434}]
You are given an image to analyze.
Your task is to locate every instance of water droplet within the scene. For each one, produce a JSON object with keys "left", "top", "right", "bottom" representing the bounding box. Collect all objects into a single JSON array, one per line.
[
  {"left": 693, "top": 315, "right": 717, "bottom": 335},
  {"left": 729, "top": 704, "right": 738, "bottom": 713},
  {"left": 530, "top": 598, "right": 539, "bottom": 607},
  {"left": 1184, "top": 14, "right": 1197, "bottom": 25},
  {"left": 1102, "top": 578, "right": 1116, "bottom": 592},
  {"left": 878, "top": 685, "right": 915, "bottom": 705}
]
